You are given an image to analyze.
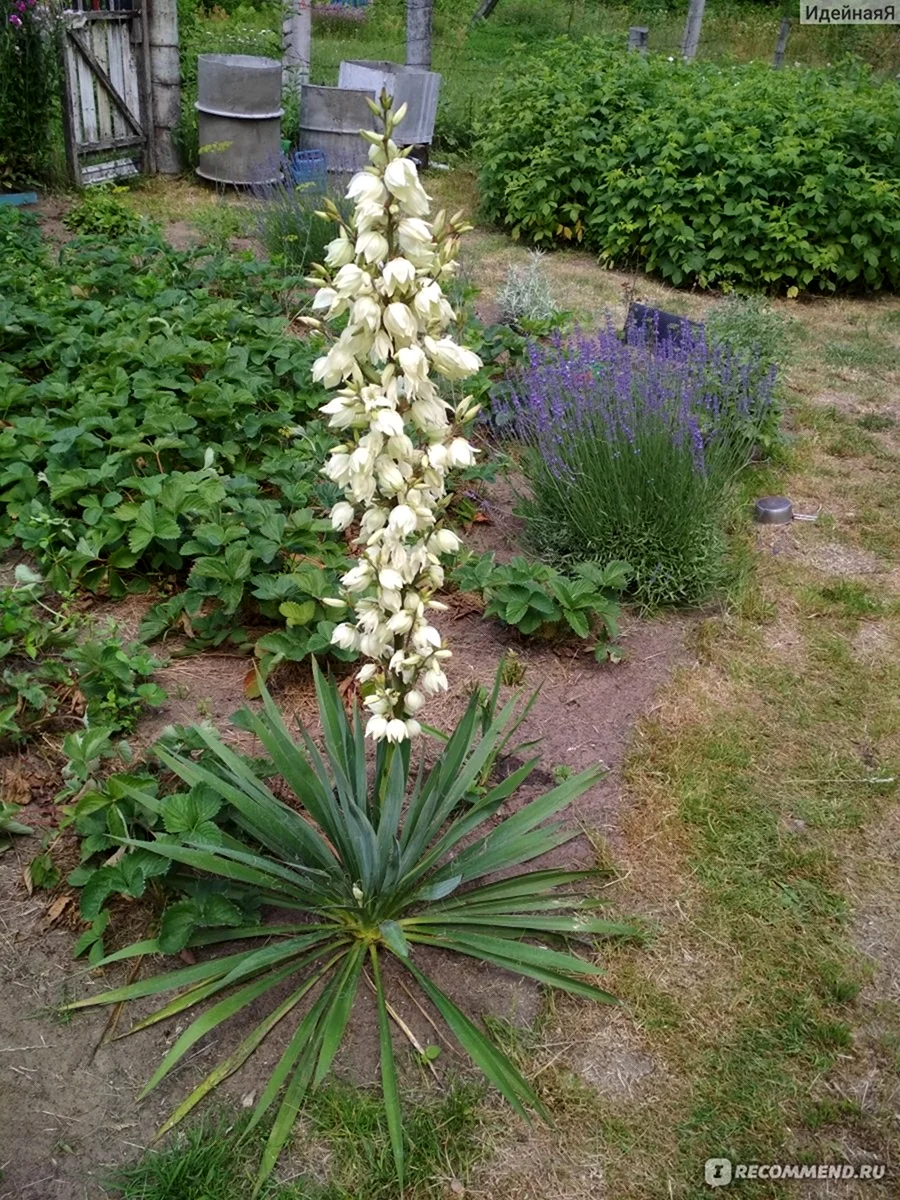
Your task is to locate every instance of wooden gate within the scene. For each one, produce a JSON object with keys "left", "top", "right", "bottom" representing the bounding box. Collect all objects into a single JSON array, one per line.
[{"left": 60, "top": 0, "right": 152, "bottom": 187}]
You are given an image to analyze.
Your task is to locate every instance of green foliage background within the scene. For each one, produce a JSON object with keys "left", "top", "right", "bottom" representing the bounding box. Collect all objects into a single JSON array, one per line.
[{"left": 478, "top": 39, "right": 900, "bottom": 292}]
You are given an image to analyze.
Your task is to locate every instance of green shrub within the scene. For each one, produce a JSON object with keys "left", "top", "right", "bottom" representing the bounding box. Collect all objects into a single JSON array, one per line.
[
  {"left": 478, "top": 40, "right": 900, "bottom": 293},
  {"left": 0, "top": 565, "right": 165, "bottom": 744},
  {"left": 706, "top": 294, "right": 789, "bottom": 455},
  {"left": 63, "top": 186, "right": 151, "bottom": 239}
]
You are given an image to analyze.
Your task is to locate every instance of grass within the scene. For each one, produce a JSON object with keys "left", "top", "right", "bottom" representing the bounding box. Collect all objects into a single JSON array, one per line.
[{"left": 107, "top": 1083, "right": 485, "bottom": 1199}]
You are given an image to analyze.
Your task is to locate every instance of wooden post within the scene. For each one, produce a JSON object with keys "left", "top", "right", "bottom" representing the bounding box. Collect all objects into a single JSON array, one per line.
[
  {"left": 283, "top": 0, "right": 311, "bottom": 102},
  {"left": 470, "top": 0, "right": 502, "bottom": 23},
  {"left": 58, "top": 28, "right": 83, "bottom": 186},
  {"left": 772, "top": 16, "right": 792, "bottom": 68},
  {"left": 627, "top": 26, "right": 649, "bottom": 55},
  {"left": 407, "top": 0, "right": 434, "bottom": 70},
  {"left": 681, "top": 0, "right": 706, "bottom": 62},
  {"left": 148, "top": 0, "right": 180, "bottom": 173}
]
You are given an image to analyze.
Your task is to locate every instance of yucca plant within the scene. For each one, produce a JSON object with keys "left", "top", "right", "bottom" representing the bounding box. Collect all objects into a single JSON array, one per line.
[{"left": 66, "top": 665, "right": 629, "bottom": 1193}]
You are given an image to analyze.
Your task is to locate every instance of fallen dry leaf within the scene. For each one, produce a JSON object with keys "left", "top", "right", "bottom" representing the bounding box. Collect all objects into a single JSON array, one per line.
[{"left": 45, "top": 893, "right": 74, "bottom": 926}]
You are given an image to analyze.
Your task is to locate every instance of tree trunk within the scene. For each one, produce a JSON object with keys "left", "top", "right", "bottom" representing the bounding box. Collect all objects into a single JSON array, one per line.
[
  {"left": 407, "top": 0, "right": 434, "bottom": 69},
  {"left": 681, "top": 0, "right": 706, "bottom": 62},
  {"left": 283, "top": 0, "right": 311, "bottom": 101},
  {"left": 772, "top": 16, "right": 792, "bottom": 68}
]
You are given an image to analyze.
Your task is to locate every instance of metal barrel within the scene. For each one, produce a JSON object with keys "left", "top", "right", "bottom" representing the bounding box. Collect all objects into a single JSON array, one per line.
[
  {"left": 196, "top": 54, "right": 283, "bottom": 186},
  {"left": 298, "top": 84, "right": 378, "bottom": 174},
  {"left": 336, "top": 61, "right": 441, "bottom": 146}
]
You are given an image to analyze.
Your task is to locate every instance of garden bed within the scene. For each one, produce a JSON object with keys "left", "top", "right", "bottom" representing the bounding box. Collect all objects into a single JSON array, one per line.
[{"left": 1, "top": 171, "right": 899, "bottom": 1200}]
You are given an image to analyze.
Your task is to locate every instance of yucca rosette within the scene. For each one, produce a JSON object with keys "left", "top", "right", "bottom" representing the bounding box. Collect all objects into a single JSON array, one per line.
[{"left": 308, "top": 95, "right": 482, "bottom": 742}]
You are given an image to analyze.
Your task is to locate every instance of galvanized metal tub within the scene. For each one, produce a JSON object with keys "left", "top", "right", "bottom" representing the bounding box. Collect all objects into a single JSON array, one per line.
[
  {"left": 196, "top": 54, "right": 283, "bottom": 186},
  {"left": 337, "top": 60, "right": 441, "bottom": 145},
  {"left": 298, "top": 84, "right": 378, "bottom": 174}
]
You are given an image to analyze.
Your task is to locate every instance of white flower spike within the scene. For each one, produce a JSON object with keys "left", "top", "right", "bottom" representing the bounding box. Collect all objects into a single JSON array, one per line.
[{"left": 310, "top": 93, "right": 480, "bottom": 742}]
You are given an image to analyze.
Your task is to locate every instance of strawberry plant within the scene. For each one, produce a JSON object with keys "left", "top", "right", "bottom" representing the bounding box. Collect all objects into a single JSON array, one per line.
[
  {"left": 452, "top": 553, "right": 630, "bottom": 661},
  {"left": 0, "top": 210, "right": 352, "bottom": 658},
  {"left": 0, "top": 566, "right": 166, "bottom": 744}
]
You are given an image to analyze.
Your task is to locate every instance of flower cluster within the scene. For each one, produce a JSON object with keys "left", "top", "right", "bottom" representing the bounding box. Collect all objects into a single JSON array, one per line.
[
  {"left": 6, "top": 0, "right": 36, "bottom": 26},
  {"left": 309, "top": 95, "right": 482, "bottom": 743}
]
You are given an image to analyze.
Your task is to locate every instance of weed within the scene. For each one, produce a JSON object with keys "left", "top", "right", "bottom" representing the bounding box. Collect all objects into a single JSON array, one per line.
[
  {"left": 63, "top": 186, "right": 151, "bottom": 239},
  {"left": 452, "top": 552, "right": 630, "bottom": 659}
]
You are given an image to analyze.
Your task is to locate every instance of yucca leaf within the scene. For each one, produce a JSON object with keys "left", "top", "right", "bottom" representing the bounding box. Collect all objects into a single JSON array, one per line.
[
  {"left": 404, "top": 961, "right": 545, "bottom": 1120},
  {"left": 155, "top": 740, "right": 335, "bottom": 872},
  {"left": 409, "top": 914, "right": 634, "bottom": 936},
  {"left": 246, "top": 692, "right": 352, "bottom": 859},
  {"left": 252, "top": 965, "right": 346, "bottom": 1192},
  {"left": 413, "top": 933, "right": 618, "bottom": 1003},
  {"left": 312, "top": 942, "right": 365, "bottom": 1086},
  {"left": 451, "top": 825, "right": 577, "bottom": 883},
  {"left": 63, "top": 949, "right": 254, "bottom": 1010},
  {"left": 244, "top": 958, "right": 343, "bottom": 1139},
  {"left": 154, "top": 978, "right": 314, "bottom": 1140},
  {"left": 378, "top": 920, "right": 410, "bottom": 958},
  {"left": 375, "top": 743, "right": 407, "bottom": 869},
  {"left": 187, "top": 724, "right": 339, "bottom": 869},
  {"left": 139, "top": 954, "right": 320, "bottom": 1098},
  {"left": 370, "top": 946, "right": 404, "bottom": 1189},
  {"left": 311, "top": 660, "right": 355, "bottom": 798},
  {"left": 124, "top": 975, "right": 240, "bottom": 1036},
  {"left": 412, "top": 873, "right": 463, "bottom": 903},
  {"left": 215, "top": 932, "right": 340, "bottom": 989},
  {"left": 83, "top": 923, "right": 313, "bottom": 971},
  {"left": 111, "top": 836, "right": 320, "bottom": 903},
  {"left": 441, "top": 765, "right": 605, "bottom": 880},
  {"left": 429, "top": 869, "right": 600, "bottom": 910},
  {"left": 409, "top": 927, "right": 609, "bottom": 980}
]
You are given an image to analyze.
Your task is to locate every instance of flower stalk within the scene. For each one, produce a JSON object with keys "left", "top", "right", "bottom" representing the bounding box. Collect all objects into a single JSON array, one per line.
[{"left": 309, "top": 92, "right": 482, "bottom": 742}]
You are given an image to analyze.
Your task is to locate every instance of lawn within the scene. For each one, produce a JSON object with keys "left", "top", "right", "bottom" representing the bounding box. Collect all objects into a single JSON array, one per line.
[{"left": 1, "top": 4, "right": 899, "bottom": 1199}]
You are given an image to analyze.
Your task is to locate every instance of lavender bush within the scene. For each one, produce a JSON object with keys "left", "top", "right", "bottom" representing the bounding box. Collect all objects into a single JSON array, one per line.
[
  {"left": 248, "top": 159, "right": 351, "bottom": 273},
  {"left": 499, "top": 318, "right": 777, "bottom": 607}
]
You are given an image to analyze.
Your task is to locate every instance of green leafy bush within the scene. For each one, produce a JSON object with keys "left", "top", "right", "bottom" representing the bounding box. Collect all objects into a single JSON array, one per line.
[
  {"left": 0, "top": 566, "right": 166, "bottom": 744},
  {"left": 59, "top": 722, "right": 263, "bottom": 964},
  {"left": 0, "top": 211, "right": 352, "bottom": 659},
  {"left": 66, "top": 666, "right": 631, "bottom": 1191},
  {"left": 479, "top": 41, "right": 900, "bottom": 293},
  {"left": 453, "top": 553, "right": 630, "bottom": 661},
  {"left": 63, "top": 186, "right": 151, "bottom": 239}
]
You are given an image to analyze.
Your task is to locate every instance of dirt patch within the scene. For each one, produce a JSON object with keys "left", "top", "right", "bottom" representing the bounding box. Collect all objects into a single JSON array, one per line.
[
  {"left": 30, "top": 196, "right": 73, "bottom": 249},
  {"left": 851, "top": 623, "right": 896, "bottom": 663},
  {"left": 569, "top": 1012, "right": 656, "bottom": 1101}
]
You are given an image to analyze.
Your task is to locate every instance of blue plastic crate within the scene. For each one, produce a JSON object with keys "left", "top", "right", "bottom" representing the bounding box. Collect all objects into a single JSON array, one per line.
[{"left": 288, "top": 149, "right": 328, "bottom": 189}]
